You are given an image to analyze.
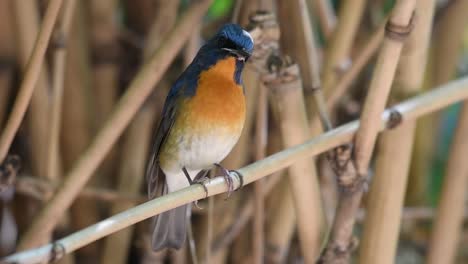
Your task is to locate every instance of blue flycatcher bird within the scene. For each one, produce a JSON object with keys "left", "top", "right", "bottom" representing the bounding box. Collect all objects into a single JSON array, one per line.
[{"left": 145, "top": 24, "right": 254, "bottom": 251}]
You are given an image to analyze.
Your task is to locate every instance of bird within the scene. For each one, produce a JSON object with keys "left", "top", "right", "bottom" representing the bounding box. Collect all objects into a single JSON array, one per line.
[{"left": 145, "top": 23, "right": 254, "bottom": 251}]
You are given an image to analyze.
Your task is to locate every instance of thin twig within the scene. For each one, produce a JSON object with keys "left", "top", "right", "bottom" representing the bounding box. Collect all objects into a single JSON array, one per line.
[
  {"left": 0, "top": 0, "right": 63, "bottom": 164},
  {"left": 17, "top": 0, "right": 213, "bottom": 250},
  {"left": 4, "top": 76, "right": 468, "bottom": 264}
]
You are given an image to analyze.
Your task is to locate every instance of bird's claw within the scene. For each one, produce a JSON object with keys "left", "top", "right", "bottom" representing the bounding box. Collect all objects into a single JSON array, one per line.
[{"left": 214, "top": 164, "right": 244, "bottom": 199}]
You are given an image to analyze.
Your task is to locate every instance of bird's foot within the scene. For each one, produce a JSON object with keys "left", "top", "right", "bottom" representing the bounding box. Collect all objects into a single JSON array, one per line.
[
  {"left": 214, "top": 163, "right": 244, "bottom": 198},
  {"left": 183, "top": 168, "right": 210, "bottom": 209}
]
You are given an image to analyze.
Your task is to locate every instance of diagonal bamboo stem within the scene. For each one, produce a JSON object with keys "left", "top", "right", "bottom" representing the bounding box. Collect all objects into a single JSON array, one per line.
[
  {"left": 17, "top": 0, "right": 213, "bottom": 250},
  {"left": 4, "top": 76, "right": 468, "bottom": 264},
  {"left": 320, "top": 1, "right": 417, "bottom": 263},
  {"left": 0, "top": 0, "right": 63, "bottom": 163},
  {"left": 358, "top": 1, "right": 435, "bottom": 263}
]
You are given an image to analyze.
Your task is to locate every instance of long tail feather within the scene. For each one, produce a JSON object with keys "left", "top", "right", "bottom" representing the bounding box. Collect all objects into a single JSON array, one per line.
[{"left": 151, "top": 204, "right": 188, "bottom": 251}]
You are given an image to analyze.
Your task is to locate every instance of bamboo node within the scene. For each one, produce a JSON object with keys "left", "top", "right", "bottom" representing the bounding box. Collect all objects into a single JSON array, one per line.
[
  {"left": 51, "top": 31, "right": 67, "bottom": 50},
  {"left": 385, "top": 11, "right": 416, "bottom": 42},
  {"left": 48, "top": 242, "right": 65, "bottom": 263},
  {"left": 0, "top": 155, "right": 21, "bottom": 192},
  {"left": 386, "top": 109, "right": 403, "bottom": 129}
]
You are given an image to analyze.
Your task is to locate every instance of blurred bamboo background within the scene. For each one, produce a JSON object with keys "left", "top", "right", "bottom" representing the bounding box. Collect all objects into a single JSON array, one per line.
[{"left": 1, "top": 0, "right": 468, "bottom": 263}]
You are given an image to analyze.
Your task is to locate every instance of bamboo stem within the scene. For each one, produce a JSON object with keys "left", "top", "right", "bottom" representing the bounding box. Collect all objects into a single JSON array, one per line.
[
  {"left": 17, "top": 0, "right": 213, "bottom": 250},
  {"left": 8, "top": 0, "right": 58, "bottom": 177},
  {"left": 322, "top": 0, "right": 366, "bottom": 95},
  {"left": 427, "top": 104, "right": 468, "bottom": 264},
  {"left": 46, "top": 0, "right": 77, "bottom": 182},
  {"left": 266, "top": 61, "right": 323, "bottom": 263},
  {"left": 320, "top": 1, "right": 417, "bottom": 262},
  {"left": 309, "top": 0, "right": 336, "bottom": 39},
  {"left": 5, "top": 76, "right": 468, "bottom": 264},
  {"left": 253, "top": 82, "right": 268, "bottom": 264},
  {"left": 0, "top": 0, "right": 62, "bottom": 162},
  {"left": 358, "top": 1, "right": 435, "bottom": 263}
]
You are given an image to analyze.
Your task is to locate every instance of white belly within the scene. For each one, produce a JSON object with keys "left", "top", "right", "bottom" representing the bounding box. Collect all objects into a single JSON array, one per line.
[{"left": 160, "top": 127, "right": 241, "bottom": 192}]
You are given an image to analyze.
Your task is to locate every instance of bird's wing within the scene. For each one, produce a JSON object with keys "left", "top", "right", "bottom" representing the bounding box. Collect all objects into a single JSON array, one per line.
[{"left": 146, "top": 86, "right": 182, "bottom": 199}]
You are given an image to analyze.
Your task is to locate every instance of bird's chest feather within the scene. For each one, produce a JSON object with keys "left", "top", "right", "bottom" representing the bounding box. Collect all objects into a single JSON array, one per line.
[{"left": 161, "top": 58, "right": 246, "bottom": 172}]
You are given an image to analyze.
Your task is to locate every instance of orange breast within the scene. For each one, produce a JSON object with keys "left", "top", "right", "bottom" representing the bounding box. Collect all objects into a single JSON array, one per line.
[{"left": 185, "top": 57, "right": 246, "bottom": 130}]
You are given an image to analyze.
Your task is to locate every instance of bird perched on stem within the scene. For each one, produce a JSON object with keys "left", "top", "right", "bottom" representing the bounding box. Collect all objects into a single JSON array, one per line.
[{"left": 145, "top": 24, "right": 254, "bottom": 251}]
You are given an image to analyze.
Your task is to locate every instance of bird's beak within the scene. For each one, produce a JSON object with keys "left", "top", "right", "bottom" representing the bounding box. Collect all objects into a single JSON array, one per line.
[{"left": 222, "top": 48, "right": 251, "bottom": 62}]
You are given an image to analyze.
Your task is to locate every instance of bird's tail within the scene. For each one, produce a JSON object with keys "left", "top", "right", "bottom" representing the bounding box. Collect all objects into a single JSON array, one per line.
[{"left": 151, "top": 204, "right": 189, "bottom": 251}]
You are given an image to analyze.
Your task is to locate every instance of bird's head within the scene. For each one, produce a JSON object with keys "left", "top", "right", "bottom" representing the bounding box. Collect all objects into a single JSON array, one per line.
[{"left": 210, "top": 24, "right": 254, "bottom": 62}]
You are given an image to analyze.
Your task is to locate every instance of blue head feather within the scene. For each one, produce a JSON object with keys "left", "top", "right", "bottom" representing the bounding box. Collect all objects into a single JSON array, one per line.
[{"left": 168, "top": 24, "right": 254, "bottom": 99}]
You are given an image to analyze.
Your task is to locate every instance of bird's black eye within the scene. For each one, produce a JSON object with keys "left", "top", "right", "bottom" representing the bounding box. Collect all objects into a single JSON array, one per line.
[{"left": 217, "top": 36, "right": 228, "bottom": 48}]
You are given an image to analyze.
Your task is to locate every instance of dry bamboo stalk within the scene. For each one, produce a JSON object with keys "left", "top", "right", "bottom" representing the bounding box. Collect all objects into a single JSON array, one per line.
[
  {"left": 101, "top": 104, "right": 156, "bottom": 264},
  {"left": 0, "top": 0, "right": 15, "bottom": 130},
  {"left": 320, "top": 1, "right": 417, "bottom": 263},
  {"left": 253, "top": 82, "right": 268, "bottom": 264},
  {"left": 409, "top": 0, "right": 468, "bottom": 205},
  {"left": 89, "top": 0, "right": 120, "bottom": 191},
  {"left": 358, "top": 1, "right": 435, "bottom": 263},
  {"left": 17, "top": 0, "right": 213, "bottom": 250},
  {"left": 265, "top": 177, "right": 296, "bottom": 263},
  {"left": 310, "top": 0, "right": 336, "bottom": 39},
  {"left": 266, "top": 62, "right": 323, "bottom": 263},
  {"left": 47, "top": 0, "right": 77, "bottom": 183},
  {"left": 322, "top": 0, "right": 366, "bottom": 95},
  {"left": 8, "top": 0, "right": 57, "bottom": 177},
  {"left": 58, "top": 3, "right": 99, "bottom": 260},
  {"left": 5, "top": 75, "right": 468, "bottom": 264},
  {"left": 427, "top": 104, "right": 468, "bottom": 263}
]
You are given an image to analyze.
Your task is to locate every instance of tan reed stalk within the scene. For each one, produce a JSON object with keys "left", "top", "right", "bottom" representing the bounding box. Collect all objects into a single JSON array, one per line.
[
  {"left": 322, "top": 0, "right": 366, "bottom": 95},
  {"left": 7, "top": 0, "right": 58, "bottom": 177},
  {"left": 409, "top": 0, "right": 468, "bottom": 205},
  {"left": 4, "top": 76, "right": 468, "bottom": 264},
  {"left": 253, "top": 82, "right": 268, "bottom": 264},
  {"left": 47, "top": 0, "right": 77, "bottom": 184},
  {"left": 0, "top": 0, "right": 14, "bottom": 130},
  {"left": 319, "top": 1, "right": 417, "bottom": 263},
  {"left": 58, "top": 3, "right": 99, "bottom": 260},
  {"left": 101, "top": 104, "right": 157, "bottom": 264},
  {"left": 265, "top": 177, "right": 296, "bottom": 263},
  {"left": 89, "top": 0, "right": 120, "bottom": 192},
  {"left": 266, "top": 62, "right": 323, "bottom": 263},
  {"left": 427, "top": 106, "right": 468, "bottom": 262},
  {"left": 358, "top": 2, "right": 435, "bottom": 263},
  {"left": 277, "top": 0, "right": 325, "bottom": 128},
  {"left": 309, "top": 0, "right": 336, "bottom": 39},
  {"left": 17, "top": 0, "right": 213, "bottom": 250}
]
